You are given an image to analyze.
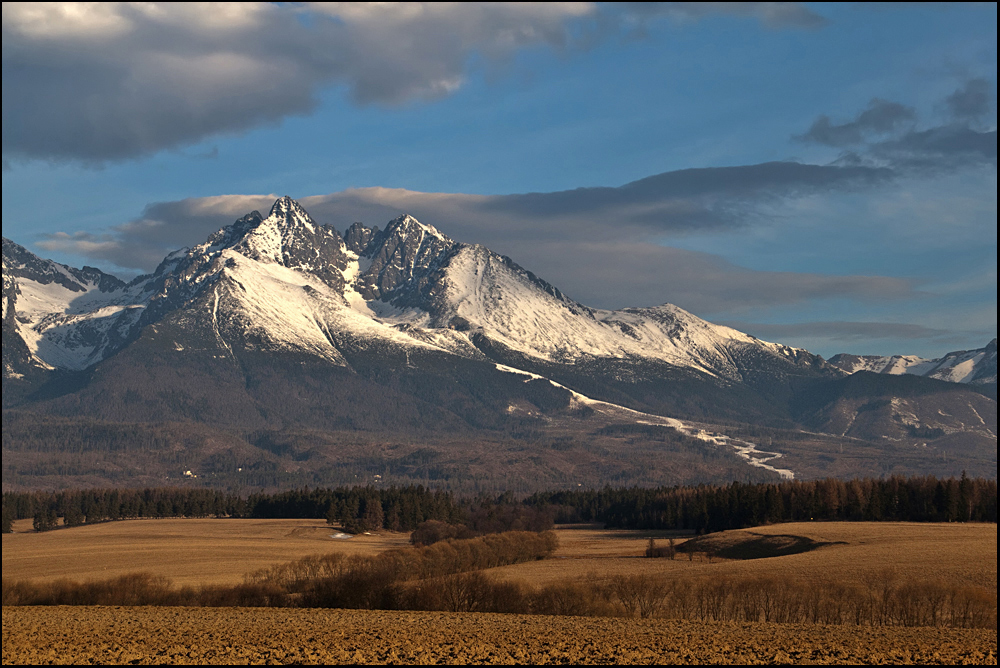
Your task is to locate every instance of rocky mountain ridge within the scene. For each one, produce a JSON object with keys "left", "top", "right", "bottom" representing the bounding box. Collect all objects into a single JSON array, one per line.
[
  {"left": 3, "top": 197, "right": 996, "bottom": 489},
  {"left": 3, "top": 197, "right": 836, "bottom": 384}
]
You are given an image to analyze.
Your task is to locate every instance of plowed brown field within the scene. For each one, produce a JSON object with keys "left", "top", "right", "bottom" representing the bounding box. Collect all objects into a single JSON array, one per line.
[{"left": 2, "top": 606, "right": 996, "bottom": 665}]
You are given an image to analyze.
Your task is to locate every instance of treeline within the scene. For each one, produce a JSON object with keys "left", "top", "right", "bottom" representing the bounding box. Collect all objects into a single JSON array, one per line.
[
  {"left": 1, "top": 485, "right": 552, "bottom": 536},
  {"left": 4, "top": 475, "right": 996, "bottom": 536},
  {"left": 3, "top": 488, "right": 248, "bottom": 533},
  {"left": 525, "top": 475, "right": 998, "bottom": 533}
]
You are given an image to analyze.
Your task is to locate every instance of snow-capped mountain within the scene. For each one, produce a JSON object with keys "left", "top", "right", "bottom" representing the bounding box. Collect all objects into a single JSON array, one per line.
[
  {"left": 3, "top": 197, "right": 830, "bottom": 384},
  {"left": 828, "top": 340, "right": 997, "bottom": 386},
  {"left": 3, "top": 197, "right": 996, "bottom": 489}
]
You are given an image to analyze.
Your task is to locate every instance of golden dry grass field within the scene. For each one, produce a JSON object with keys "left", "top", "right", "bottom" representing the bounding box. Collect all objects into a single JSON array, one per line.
[
  {"left": 3, "top": 519, "right": 996, "bottom": 591},
  {"left": 1, "top": 518, "right": 410, "bottom": 586},
  {"left": 492, "top": 522, "right": 998, "bottom": 592}
]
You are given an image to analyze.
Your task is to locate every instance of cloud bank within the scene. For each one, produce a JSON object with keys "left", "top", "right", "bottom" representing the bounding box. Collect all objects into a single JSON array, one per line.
[
  {"left": 36, "top": 79, "right": 995, "bottom": 318},
  {"left": 37, "top": 160, "right": 918, "bottom": 317},
  {"left": 2, "top": 2, "right": 828, "bottom": 165}
]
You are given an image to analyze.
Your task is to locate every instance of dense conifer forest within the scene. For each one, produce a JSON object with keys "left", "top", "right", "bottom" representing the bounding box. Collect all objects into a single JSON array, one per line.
[{"left": 3, "top": 475, "right": 995, "bottom": 536}]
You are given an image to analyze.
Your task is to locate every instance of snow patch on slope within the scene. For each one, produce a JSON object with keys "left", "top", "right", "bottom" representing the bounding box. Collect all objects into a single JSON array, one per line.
[
  {"left": 494, "top": 363, "right": 795, "bottom": 479},
  {"left": 209, "top": 251, "right": 483, "bottom": 363},
  {"left": 13, "top": 275, "right": 149, "bottom": 371}
]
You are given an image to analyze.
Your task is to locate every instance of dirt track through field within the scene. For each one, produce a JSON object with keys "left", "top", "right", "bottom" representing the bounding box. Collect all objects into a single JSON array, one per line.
[{"left": 3, "top": 606, "right": 996, "bottom": 665}]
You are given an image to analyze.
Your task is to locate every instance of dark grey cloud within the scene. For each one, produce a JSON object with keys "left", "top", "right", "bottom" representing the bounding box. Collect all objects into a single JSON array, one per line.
[
  {"left": 483, "top": 162, "right": 891, "bottom": 230},
  {"left": 870, "top": 126, "right": 997, "bottom": 170},
  {"left": 38, "top": 196, "right": 917, "bottom": 314},
  {"left": 39, "top": 159, "right": 893, "bottom": 273},
  {"left": 3, "top": 5, "right": 321, "bottom": 163},
  {"left": 2, "top": 4, "right": 592, "bottom": 163},
  {"left": 797, "top": 99, "right": 916, "bottom": 147},
  {"left": 36, "top": 157, "right": 921, "bottom": 315},
  {"left": 3, "top": 3, "right": 828, "bottom": 165},
  {"left": 504, "top": 243, "right": 914, "bottom": 314},
  {"left": 947, "top": 78, "right": 992, "bottom": 121},
  {"left": 797, "top": 84, "right": 997, "bottom": 174}
]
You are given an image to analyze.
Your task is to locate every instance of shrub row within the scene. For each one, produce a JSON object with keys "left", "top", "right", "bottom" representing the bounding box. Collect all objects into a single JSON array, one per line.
[
  {"left": 246, "top": 530, "right": 559, "bottom": 609},
  {"left": 1, "top": 574, "right": 289, "bottom": 608},
  {"left": 4, "top": 570, "right": 992, "bottom": 629},
  {"left": 598, "top": 572, "right": 996, "bottom": 628}
]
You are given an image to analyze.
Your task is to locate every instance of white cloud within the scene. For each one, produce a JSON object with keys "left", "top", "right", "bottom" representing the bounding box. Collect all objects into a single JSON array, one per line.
[
  {"left": 2, "top": 2, "right": 596, "bottom": 163},
  {"left": 2, "top": 2, "right": 829, "bottom": 164}
]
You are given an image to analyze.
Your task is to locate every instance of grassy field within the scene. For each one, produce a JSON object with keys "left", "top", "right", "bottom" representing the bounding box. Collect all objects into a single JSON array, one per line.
[
  {"left": 492, "top": 522, "right": 998, "bottom": 592},
  {"left": 1, "top": 518, "right": 410, "bottom": 586},
  {"left": 3, "top": 519, "right": 996, "bottom": 592}
]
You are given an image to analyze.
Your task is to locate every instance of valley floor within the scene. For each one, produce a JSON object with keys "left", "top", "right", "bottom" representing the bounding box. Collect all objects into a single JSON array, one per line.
[
  {"left": 2, "top": 606, "right": 996, "bottom": 665},
  {"left": 3, "top": 519, "right": 996, "bottom": 593}
]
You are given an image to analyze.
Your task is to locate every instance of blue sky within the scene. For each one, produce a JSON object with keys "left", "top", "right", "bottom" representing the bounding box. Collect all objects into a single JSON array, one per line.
[{"left": 2, "top": 2, "right": 996, "bottom": 359}]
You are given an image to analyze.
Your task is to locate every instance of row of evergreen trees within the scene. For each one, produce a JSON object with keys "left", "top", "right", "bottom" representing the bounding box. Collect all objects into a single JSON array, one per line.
[
  {"left": 4, "top": 474, "right": 996, "bottom": 535},
  {"left": 1, "top": 485, "right": 464, "bottom": 534},
  {"left": 525, "top": 474, "right": 997, "bottom": 532}
]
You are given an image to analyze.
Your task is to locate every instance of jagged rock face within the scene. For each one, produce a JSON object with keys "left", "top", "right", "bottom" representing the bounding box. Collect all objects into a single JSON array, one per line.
[
  {"left": 2, "top": 238, "right": 125, "bottom": 294},
  {"left": 2, "top": 255, "right": 33, "bottom": 378},
  {"left": 344, "top": 222, "right": 378, "bottom": 255},
  {"left": 2, "top": 197, "right": 989, "bottom": 396},
  {"left": 349, "top": 215, "right": 458, "bottom": 303},
  {"left": 228, "top": 197, "right": 350, "bottom": 294},
  {"left": 139, "top": 198, "right": 352, "bottom": 331},
  {"left": 0, "top": 199, "right": 862, "bottom": 383}
]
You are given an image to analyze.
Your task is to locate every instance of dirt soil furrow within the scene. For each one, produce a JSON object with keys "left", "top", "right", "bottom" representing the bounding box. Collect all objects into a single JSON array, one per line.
[{"left": 3, "top": 606, "right": 996, "bottom": 665}]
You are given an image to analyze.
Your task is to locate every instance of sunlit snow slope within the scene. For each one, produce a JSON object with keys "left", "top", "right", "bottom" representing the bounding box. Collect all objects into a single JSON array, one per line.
[
  {"left": 2, "top": 238, "right": 149, "bottom": 372},
  {"left": 828, "top": 340, "right": 997, "bottom": 386}
]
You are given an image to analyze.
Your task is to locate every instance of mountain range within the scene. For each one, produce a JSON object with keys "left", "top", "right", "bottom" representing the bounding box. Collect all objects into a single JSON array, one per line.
[{"left": 3, "top": 197, "right": 996, "bottom": 491}]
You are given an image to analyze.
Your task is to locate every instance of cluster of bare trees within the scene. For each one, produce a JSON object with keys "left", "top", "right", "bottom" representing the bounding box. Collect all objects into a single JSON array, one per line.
[
  {"left": 2, "top": 531, "right": 558, "bottom": 610},
  {"left": 246, "top": 530, "right": 559, "bottom": 609},
  {"left": 597, "top": 571, "right": 995, "bottom": 628}
]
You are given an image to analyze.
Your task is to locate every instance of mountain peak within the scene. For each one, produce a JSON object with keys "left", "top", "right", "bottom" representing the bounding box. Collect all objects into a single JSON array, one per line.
[
  {"left": 267, "top": 196, "right": 311, "bottom": 225},
  {"left": 188, "top": 198, "right": 349, "bottom": 293},
  {"left": 262, "top": 196, "right": 319, "bottom": 235},
  {"left": 384, "top": 214, "right": 449, "bottom": 243}
]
